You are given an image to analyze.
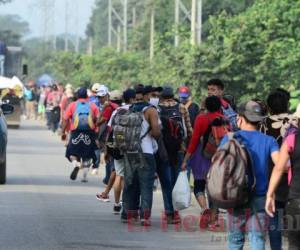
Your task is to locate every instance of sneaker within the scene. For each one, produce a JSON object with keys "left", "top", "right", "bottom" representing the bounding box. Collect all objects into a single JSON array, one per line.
[
  {"left": 113, "top": 203, "right": 122, "bottom": 214},
  {"left": 140, "top": 218, "right": 151, "bottom": 227},
  {"left": 207, "top": 222, "right": 221, "bottom": 232},
  {"left": 166, "top": 213, "right": 181, "bottom": 225},
  {"left": 199, "top": 209, "right": 211, "bottom": 230},
  {"left": 91, "top": 168, "right": 98, "bottom": 175},
  {"left": 96, "top": 193, "right": 110, "bottom": 202},
  {"left": 70, "top": 166, "right": 80, "bottom": 180}
]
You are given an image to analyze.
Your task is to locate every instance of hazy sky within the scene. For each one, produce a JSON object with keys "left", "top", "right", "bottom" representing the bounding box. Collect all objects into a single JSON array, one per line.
[{"left": 0, "top": 0, "right": 96, "bottom": 38}]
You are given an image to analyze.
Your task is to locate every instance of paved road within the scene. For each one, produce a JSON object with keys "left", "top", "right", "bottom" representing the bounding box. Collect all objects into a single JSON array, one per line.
[{"left": 0, "top": 120, "right": 275, "bottom": 250}]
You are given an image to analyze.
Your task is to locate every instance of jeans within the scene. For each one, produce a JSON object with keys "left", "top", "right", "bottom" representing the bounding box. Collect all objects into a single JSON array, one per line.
[
  {"left": 285, "top": 199, "right": 300, "bottom": 250},
  {"left": 268, "top": 200, "right": 285, "bottom": 250},
  {"left": 93, "top": 149, "right": 101, "bottom": 169},
  {"left": 124, "top": 153, "right": 156, "bottom": 220},
  {"left": 103, "top": 157, "right": 113, "bottom": 185},
  {"left": 227, "top": 196, "right": 267, "bottom": 250},
  {"left": 156, "top": 152, "right": 183, "bottom": 216}
]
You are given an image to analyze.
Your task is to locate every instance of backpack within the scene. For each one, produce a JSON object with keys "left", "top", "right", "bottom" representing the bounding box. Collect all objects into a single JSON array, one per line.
[
  {"left": 159, "top": 103, "right": 185, "bottom": 165},
  {"left": 25, "top": 89, "right": 33, "bottom": 101},
  {"left": 222, "top": 105, "right": 238, "bottom": 131},
  {"left": 207, "top": 133, "right": 256, "bottom": 209},
  {"left": 72, "top": 101, "right": 94, "bottom": 131},
  {"left": 113, "top": 105, "right": 149, "bottom": 153},
  {"left": 202, "top": 116, "right": 230, "bottom": 160}
]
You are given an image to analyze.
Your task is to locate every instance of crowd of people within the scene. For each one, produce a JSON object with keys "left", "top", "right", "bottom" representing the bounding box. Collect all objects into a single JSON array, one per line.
[{"left": 22, "top": 79, "right": 300, "bottom": 250}]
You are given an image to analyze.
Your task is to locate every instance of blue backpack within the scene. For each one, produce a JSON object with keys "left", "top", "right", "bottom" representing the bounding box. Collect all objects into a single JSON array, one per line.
[
  {"left": 222, "top": 105, "right": 238, "bottom": 131},
  {"left": 72, "top": 101, "right": 94, "bottom": 131}
]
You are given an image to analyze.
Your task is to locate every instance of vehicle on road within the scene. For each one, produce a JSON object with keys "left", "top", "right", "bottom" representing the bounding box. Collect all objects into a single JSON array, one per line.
[
  {"left": 0, "top": 102, "right": 14, "bottom": 184},
  {"left": 1, "top": 46, "right": 26, "bottom": 128}
]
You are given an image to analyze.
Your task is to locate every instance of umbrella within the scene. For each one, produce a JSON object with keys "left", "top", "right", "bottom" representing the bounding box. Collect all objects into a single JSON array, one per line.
[{"left": 36, "top": 74, "right": 54, "bottom": 87}]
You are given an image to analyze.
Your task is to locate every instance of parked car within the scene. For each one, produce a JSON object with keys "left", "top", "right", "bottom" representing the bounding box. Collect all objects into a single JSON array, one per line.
[
  {"left": 0, "top": 103, "right": 14, "bottom": 184},
  {"left": 2, "top": 93, "right": 22, "bottom": 128}
]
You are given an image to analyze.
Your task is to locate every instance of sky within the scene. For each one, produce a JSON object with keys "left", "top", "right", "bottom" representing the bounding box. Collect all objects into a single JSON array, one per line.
[{"left": 0, "top": 0, "right": 96, "bottom": 38}]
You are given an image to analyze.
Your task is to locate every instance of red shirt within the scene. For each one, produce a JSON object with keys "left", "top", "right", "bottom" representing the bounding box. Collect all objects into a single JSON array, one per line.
[
  {"left": 64, "top": 98, "right": 100, "bottom": 131},
  {"left": 187, "top": 111, "right": 223, "bottom": 154},
  {"left": 101, "top": 102, "right": 119, "bottom": 122}
]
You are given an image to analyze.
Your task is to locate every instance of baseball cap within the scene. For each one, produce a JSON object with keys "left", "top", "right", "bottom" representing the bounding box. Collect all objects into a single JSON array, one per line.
[
  {"left": 161, "top": 86, "right": 174, "bottom": 98},
  {"left": 110, "top": 90, "right": 122, "bottom": 101},
  {"left": 143, "top": 85, "right": 154, "bottom": 95},
  {"left": 77, "top": 87, "right": 88, "bottom": 99},
  {"left": 96, "top": 85, "right": 109, "bottom": 97},
  {"left": 238, "top": 101, "right": 266, "bottom": 122},
  {"left": 178, "top": 86, "right": 190, "bottom": 98},
  {"left": 123, "top": 88, "right": 136, "bottom": 100},
  {"left": 91, "top": 83, "right": 101, "bottom": 93}
]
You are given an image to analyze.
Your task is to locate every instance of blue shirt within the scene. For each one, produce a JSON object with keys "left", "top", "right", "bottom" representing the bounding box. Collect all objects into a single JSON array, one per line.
[
  {"left": 220, "top": 130, "right": 279, "bottom": 196},
  {"left": 89, "top": 95, "right": 100, "bottom": 108}
]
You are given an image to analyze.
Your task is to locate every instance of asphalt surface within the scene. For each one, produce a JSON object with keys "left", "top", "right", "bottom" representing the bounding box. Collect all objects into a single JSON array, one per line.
[{"left": 0, "top": 120, "right": 277, "bottom": 250}]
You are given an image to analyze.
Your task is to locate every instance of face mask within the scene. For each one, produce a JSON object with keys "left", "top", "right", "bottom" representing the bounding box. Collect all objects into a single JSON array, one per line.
[{"left": 149, "top": 97, "right": 159, "bottom": 107}]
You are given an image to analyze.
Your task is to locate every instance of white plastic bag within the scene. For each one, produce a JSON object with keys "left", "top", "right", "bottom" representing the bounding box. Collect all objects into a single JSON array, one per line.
[{"left": 172, "top": 171, "right": 191, "bottom": 210}]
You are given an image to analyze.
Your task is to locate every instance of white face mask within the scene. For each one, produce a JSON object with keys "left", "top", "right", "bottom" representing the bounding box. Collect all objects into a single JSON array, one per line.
[{"left": 149, "top": 97, "right": 159, "bottom": 107}]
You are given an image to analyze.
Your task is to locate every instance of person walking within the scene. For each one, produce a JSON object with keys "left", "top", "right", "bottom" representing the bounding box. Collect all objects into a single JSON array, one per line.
[
  {"left": 220, "top": 100, "right": 279, "bottom": 250},
  {"left": 156, "top": 86, "right": 192, "bottom": 224},
  {"left": 260, "top": 90, "right": 298, "bottom": 250},
  {"left": 266, "top": 126, "right": 300, "bottom": 250},
  {"left": 61, "top": 87, "right": 100, "bottom": 182},
  {"left": 181, "top": 96, "right": 225, "bottom": 229}
]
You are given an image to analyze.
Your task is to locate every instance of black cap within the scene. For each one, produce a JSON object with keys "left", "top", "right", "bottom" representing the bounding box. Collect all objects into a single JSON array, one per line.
[
  {"left": 161, "top": 86, "right": 174, "bottom": 98},
  {"left": 143, "top": 85, "right": 153, "bottom": 95},
  {"left": 123, "top": 88, "right": 136, "bottom": 100},
  {"left": 77, "top": 87, "right": 88, "bottom": 99},
  {"left": 238, "top": 101, "right": 266, "bottom": 122}
]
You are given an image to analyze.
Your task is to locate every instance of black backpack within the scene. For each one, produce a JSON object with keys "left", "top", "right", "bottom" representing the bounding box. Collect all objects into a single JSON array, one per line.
[{"left": 159, "top": 103, "right": 185, "bottom": 165}]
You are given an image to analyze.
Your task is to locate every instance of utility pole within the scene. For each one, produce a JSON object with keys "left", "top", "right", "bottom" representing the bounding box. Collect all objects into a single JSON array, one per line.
[
  {"left": 107, "top": 0, "right": 128, "bottom": 51},
  {"left": 150, "top": 7, "right": 155, "bottom": 60},
  {"left": 117, "top": 25, "right": 121, "bottom": 52},
  {"left": 108, "top": 0, "right": 112, "bottom": 46},
  {"left": 174, "top": 0, "right": 192, "bottom": 47},
  {"left": 64, "top": 0, "right": 69, "bottom": 51},
  {"left": 75, "top": 0, "right": 80, "bottom": 52},
  {"left": 190, "top": 0, "right": 196, "bottom": 45},
  {"left": 123, "top": 0, "right": 127, "bottom": 51},
  {"left": 197, "top": 0, "right": 202, "bottom": 45},
  {"left": 175, "top": 0, "right": 179, "bottom": 47}
]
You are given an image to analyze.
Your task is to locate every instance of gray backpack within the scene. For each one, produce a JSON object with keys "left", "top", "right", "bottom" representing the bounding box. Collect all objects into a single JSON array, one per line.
[
  {"left": 113, "top": 108, "right": 147, "bottom": 153},
  {"left": 206, "top": 133, "right": 256, "bottom": 209}
]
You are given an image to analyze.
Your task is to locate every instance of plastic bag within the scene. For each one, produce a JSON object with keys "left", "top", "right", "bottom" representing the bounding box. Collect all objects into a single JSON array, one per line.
[{"left": 172, "top": 171, "right": 191, "bottom": 210}]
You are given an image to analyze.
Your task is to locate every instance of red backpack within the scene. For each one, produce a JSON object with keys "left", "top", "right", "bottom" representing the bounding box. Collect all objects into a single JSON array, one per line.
[{"left": 202, "top": 116, "right": 230, "bottom": 159}]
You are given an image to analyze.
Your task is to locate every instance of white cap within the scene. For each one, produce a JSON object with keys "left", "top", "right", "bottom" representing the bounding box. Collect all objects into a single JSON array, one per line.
[
  {"left": 110, "top": 90, "right": 122, "bottom": 101},
  {"left": 91, "top": 83, "right": 101, "bottom": 93},
  {"left": 96, "top": 85, "right": 109, "bottom": 97}
]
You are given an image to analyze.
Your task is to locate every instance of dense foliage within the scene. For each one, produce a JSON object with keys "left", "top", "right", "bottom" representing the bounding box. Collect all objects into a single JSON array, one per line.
[{"left": 23, "top": 0, "right": 300, "bottom": 105}]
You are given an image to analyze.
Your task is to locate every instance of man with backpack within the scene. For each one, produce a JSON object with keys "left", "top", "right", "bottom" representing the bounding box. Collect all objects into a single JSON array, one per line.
[
  {"left": 95, "top": 90, "right": 121, "bottom": 202},
  {"left": 105, "top": 89, "right": 136, "bottom": 215},
  {"left": 206, "top": 79, "right": 238, "bottom": 131},
  {"left": 114, "top": 88, "right": 161, "bottom": 226},
  {"left": 156, "top": 86, "right": 192, "bottom": 224},
  {"left": 213, "top": 100, "right": 279, "bottom": 250},
  {"left": 61, "top": 87, "right": 100, "bottom": 182},
  {"left": 95, "top": 85, "right": 118, "bottom": 186},
  {"left": 178, "top": 86, "right": 199, "bottom": 128},
  {"left": 259, "top": 91, "right": 298, "bottom": 250}
]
